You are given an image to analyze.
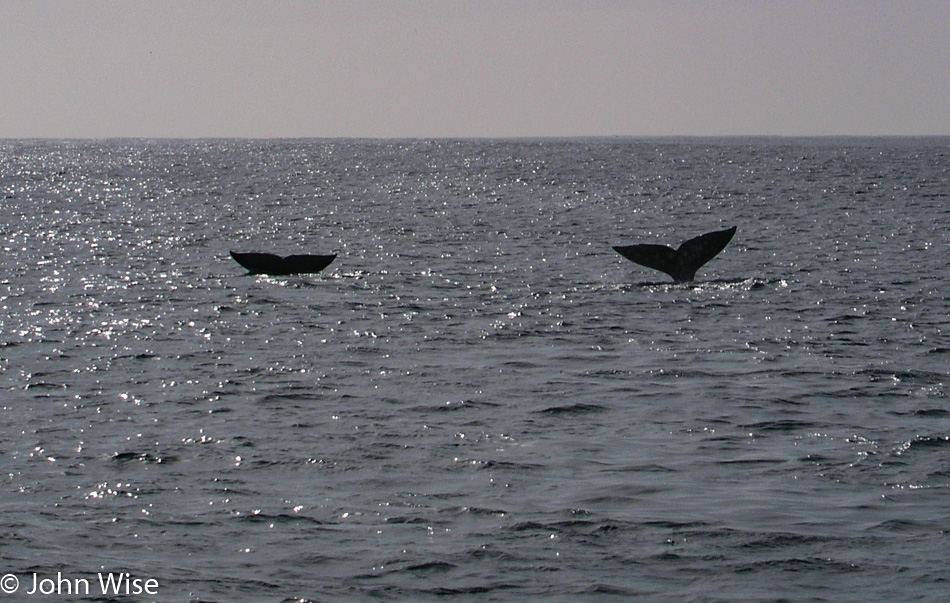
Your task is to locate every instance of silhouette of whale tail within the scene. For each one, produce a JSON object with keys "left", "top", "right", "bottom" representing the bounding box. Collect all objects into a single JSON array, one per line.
[
  {"left": 230, "top": 251, "right": 336, "bottom": 275},
  {"left": 613, "top": 226, "right": 736, "bottom": 283}
]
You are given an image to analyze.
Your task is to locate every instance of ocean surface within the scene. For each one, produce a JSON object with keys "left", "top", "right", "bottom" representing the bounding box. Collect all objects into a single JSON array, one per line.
[{"left": 1, "top": 137, "right": 948, "bottom": 601}]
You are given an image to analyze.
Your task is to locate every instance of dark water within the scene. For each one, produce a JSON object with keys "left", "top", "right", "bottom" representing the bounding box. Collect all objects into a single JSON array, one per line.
[{"left": 1, "top": 138, "right": 948, "bottom": 601}]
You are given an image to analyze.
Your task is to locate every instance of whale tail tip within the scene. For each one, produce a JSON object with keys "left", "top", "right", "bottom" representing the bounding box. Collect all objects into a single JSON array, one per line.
[{"left": 230, "top": 250, "right": 336, "bottom": 275}]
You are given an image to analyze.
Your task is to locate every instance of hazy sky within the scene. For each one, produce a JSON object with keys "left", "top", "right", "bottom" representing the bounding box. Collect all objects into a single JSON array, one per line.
[{"left": 2, "top": 1, "right": 949, "bottom": 138}]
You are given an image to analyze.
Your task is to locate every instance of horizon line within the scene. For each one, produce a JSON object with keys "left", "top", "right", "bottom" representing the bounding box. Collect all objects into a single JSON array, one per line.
[{"left": 3, "top": 133, "right": 950, "bottom": 142}]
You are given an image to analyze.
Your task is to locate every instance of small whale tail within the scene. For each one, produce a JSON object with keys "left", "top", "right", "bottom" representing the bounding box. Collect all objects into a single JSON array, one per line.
[
  {"left": 613, "top": 226, "right": 736, "bottom": 283},
  {"left": 230, "top": 251, "right": 336, "bottom": 275}
]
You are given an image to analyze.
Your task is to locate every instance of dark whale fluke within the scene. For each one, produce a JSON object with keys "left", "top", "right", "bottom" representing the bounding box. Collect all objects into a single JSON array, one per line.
[
  {"left": 613, "top": 226, "right": 736, "bottom": 283},
  {"left": 230, "top": 251, "right": 336, "bottom": 275}
]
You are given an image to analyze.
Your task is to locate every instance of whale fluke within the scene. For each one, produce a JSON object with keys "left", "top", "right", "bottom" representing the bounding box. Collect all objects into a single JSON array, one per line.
[
  {"left": 613, "top": 226, "right": 736, "bottom": 283},
  {"left": 230, "top": 251, "right": 336, "bottom": 275}
]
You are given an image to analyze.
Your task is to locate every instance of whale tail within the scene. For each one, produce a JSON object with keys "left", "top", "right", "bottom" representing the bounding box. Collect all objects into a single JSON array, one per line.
[
  {"left": 230, "top": 251, "right": 336, "bottom": 275},
  {"left": 613, "top": 226, "right": 736, "bottom": 283}
]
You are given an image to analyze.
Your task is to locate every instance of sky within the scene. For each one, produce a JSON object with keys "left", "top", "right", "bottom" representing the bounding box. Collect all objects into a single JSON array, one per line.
[{"left": 2, "top": 0, "right": 949, "bottom": 138}]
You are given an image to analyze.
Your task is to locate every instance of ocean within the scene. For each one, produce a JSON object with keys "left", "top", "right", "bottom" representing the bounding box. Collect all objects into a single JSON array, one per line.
[{"left": 1, "top": 137, "right": 948, "bottom": 601}]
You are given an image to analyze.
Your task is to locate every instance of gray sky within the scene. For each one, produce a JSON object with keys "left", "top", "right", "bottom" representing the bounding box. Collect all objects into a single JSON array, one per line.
[{"left": 2, "top": 0, "right": 949, "bottom": 138}]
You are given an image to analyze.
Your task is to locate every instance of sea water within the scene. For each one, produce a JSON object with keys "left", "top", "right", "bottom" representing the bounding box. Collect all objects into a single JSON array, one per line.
[{"left": 1, "top": 138, "right": 948, "bottom": 601}]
